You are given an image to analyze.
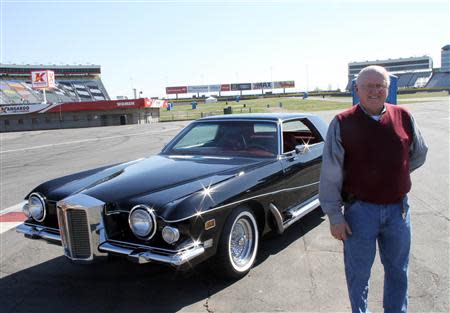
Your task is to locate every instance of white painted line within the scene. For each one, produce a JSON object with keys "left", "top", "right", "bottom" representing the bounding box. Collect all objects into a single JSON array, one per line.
[
  {"left": 0, "top": 201, "right": 26, "bottom": 215},
  {"left": 1, "top": 127, "right": 180, "bottom": 154},
  {"left": 0, "top": 222, "right": 23, "bottom": 234}
]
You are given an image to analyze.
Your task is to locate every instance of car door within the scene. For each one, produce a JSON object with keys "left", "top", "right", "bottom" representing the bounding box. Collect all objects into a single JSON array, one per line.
[{"left": 278, "top": 118, "right": 324, "bottom": 212}]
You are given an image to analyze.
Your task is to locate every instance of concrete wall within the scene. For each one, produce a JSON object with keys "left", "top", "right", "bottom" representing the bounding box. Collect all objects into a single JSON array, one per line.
[{"left": 0, "top": 108, "right": 160, "bottom": 132}]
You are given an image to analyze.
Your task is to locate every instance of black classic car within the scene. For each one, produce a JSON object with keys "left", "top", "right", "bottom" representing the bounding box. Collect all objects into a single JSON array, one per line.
[{"left": 17, "top": 113, "right": 327, "bottom": 278}]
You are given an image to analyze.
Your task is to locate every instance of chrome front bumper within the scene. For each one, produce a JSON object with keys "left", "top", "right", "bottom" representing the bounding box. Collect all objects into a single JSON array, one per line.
[
  {"left": 99, "top": 241, "right": 205, "bottom": 266},
  {"left": 16, "top": 198, "right": 205, "bottom": 268},
  {"left": 16, "top": 223, "right": 61, "bottom": 243},
  {"left": 16, "top": 223, "right": 205, "bottom": 267}
]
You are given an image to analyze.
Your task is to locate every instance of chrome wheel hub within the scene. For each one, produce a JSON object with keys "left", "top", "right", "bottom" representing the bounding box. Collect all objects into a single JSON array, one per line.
[{"left": 230, "top": 218, "right": 254, "bottom": 268}]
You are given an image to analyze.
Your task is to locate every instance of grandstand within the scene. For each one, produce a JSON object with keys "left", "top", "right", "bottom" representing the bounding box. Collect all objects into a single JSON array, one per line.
[
  {"left": 425, "top": 45, "right": 450, "bottom": 88},
  {"left": 0, "top": 64, "right": 110, "bottom": 105},
  {"left": 426, "top": 72, "right": 450, "bottom": 88},
  {"left": 347, "top": 56, "right": 433, "bottom": 90}
]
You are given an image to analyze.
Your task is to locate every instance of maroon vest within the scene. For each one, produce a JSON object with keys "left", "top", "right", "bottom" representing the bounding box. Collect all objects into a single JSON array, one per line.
[{"left": 337, "top": 104, "right": 413, "bottom": 204}]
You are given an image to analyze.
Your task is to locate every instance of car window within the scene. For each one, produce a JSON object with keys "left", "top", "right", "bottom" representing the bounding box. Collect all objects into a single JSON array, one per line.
[
  {"left": 254, "top": 123, "right": 277, "bottom": 133},
  {"left": 166, "top": 121, "right": 278, "bottom": 158},
  {"left": 172, "top": 124, "right": 218, "bottom": 149},
  {"left": 283, "top": 120, "right": 309, "bottom": 132},
  {"left": 282, "top": 119, "right": 323, "bottom": 153}
]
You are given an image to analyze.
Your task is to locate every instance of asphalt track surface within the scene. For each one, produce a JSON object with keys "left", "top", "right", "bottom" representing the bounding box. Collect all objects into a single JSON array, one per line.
[{"left": 0, "top": 99, "right": 449, "bottom": 312}]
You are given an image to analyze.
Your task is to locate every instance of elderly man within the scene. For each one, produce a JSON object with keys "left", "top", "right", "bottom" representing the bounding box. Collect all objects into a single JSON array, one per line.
[{"left": 319, "top": 65, "right": 428, "bottom": 313}]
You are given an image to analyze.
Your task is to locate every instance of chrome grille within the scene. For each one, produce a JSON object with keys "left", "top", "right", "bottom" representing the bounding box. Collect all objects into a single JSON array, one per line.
[
  {"left": 57, "top": 194, "right": 107, "bottom": 263},
  {"left": 66, "top": 210, "right": 91, "bottom": 259}
]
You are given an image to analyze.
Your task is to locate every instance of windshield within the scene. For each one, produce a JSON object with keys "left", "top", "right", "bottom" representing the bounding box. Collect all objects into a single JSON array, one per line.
[{"left": 164, "top": 120, "right": 278, "bottom": 158}]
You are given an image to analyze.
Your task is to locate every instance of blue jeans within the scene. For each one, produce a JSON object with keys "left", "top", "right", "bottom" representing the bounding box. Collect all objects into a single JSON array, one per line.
[{"left": 343, "top": 196, "right": 411, "bottom": 313}]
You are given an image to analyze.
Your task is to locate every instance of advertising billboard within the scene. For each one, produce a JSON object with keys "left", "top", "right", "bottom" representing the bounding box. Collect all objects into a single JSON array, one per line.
[
  {"left": 187, "top": 85, "right": 209, "bottom": 93},
  {"left": 252, "top": 82, "right": 273, "bottom": 89},
  {"left": 165, "top": 81, "right": 295, "bottom": 94},
  {"left": 273, "top": 80, "right": 295, "bottom": 88},
  {"left": 166, "top": 86, "right": 187, "bottom": 94},
  {"left": 220, "top": 84, "right": 231, "bottom": 91},
  {"left": 231, "top": 83, "right": 252, "bottom": 91},
  {"left": 31, "top": 70, "right": 55, "bottom": 89},
  {"left": 209, "top": 84, "right": 221, "bottom": 92}
]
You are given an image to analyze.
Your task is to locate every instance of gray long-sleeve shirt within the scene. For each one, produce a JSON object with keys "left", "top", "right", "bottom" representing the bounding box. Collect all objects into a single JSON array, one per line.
[{"left": 319, "top": 105, "right": 428, "bottom": 225}]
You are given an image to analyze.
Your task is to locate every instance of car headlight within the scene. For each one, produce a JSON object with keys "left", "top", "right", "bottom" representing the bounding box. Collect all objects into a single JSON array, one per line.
[
  {"left": 28, "top": 193, "right": 46, "bottom": 222},
  {"left": 128, "top": 205, "right": 157, "bottom": 240},
  {"left": 162, "top": 226, "right": 180, "bottom": 244},
  {"left": 22, "top": 202, "right": 31, "bottom": 218}
]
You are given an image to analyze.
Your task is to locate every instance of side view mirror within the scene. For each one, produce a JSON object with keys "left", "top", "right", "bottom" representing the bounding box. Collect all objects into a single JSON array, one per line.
[{"left": 295, "top": 144, "right": 309, "bottom": 155}]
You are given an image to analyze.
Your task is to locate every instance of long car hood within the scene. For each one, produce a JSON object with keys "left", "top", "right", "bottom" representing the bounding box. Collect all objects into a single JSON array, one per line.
[{"left": 38, "top": 155, "right": 266, "bottom": 208}]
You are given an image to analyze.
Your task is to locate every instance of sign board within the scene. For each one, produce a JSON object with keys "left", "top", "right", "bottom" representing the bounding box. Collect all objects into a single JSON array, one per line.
[
  {"left": 166, "top": 86, "right": 188, "bottom": 94},
  {"left": 31, "top": 70, "right": 55, "bottom": 89},
  {"left": 209, "top": 84, "right": 221, "bottom": 92},
  {"left": 252, "top": 82, "right": 273, "bottom": 89},
  {"left": 0, "top": 103, "right": 49, "bottom": 115},
  {"left": 220, "top": 84, "right": 231, "bottom": 91},
  {"left": 231, "top": 83, "right": 251, "bottom": 91},
  {"left": 148, "top": 99, "right": 169, "bottom": 108},
  {"left": 187, "top": 85, "right": 209, "bottom": 93},
  {"left": 273, "top": 81, "right": 295, "bottom": 88},
  {"left": 165, "top": 81, "right": 295, "bottom": 94}
]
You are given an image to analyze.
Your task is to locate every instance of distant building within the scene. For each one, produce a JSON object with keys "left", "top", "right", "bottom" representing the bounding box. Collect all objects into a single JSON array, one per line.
[
  {"left": 0, "top": 98, "right": 167, "bottom": 132},
  {"left": 441, "top": 45, "right": 450, "bottom": 72},
  {"left": 347, "top": 56, "right": 433, "bottom": 90},
  {"left": 425, "top": 45, "right": 450, "bottom": 88}
]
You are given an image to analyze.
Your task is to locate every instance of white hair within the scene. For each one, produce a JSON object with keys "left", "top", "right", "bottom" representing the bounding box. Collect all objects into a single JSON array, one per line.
[{"left": 356, "top": 65, "right": 390, "bottom": 88}]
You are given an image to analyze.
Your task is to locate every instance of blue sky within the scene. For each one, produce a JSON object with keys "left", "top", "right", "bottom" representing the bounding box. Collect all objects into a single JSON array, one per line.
[{"left": 2, "top": 0, "right": 449, "bottom": 99}]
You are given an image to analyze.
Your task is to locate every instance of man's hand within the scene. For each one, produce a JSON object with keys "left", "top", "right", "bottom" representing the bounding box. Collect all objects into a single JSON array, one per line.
[{"left": 330, "top": 222, "right": 352, "bottom": 241}]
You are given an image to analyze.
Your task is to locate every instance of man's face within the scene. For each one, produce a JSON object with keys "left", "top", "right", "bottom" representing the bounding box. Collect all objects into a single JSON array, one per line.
[{"left": 356, "top": 71, "right": 388, "bottom": 115}]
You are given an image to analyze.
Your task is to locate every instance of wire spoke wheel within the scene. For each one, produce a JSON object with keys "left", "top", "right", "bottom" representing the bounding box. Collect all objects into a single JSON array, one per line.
[
  {"left": 229, "top": 218, "right": 254, "bottom": 268},
  {"left": 214, "top": 206, "right": 259, "bottom": 279}
]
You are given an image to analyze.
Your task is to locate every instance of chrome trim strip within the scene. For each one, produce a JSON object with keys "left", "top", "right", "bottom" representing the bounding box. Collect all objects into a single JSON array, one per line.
[
  {"left": 269, "top": 203, "right": 284, "bottom": 234},
  {"left": 16, "top": 223, "right": 62, "bottom": 243},
  {"left": 105, "top": 209, "right": 130, "bottom": 216},
  {"left": 98, "top": 241, "right": 205, "bottom": 266},
  {"left": 162, "top": 181, "right": 319, "bottom": 223},
  {"left": 106, "top": 238, "right": 184, "bottom": 253},
  {"left": 168, "top": 155, "right": 232, "bottom": 160},
  {"left": 283, "top": 196, "right": 320, "bottom": 229}
]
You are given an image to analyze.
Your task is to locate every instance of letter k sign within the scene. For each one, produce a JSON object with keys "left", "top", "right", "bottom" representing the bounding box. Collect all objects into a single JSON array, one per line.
[{"left": 34, "top": 72, "right": 46, "bottom": 82}]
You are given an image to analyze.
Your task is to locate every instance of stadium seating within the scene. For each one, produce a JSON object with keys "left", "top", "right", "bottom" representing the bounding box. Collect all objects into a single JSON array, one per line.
[
  {"left": 396, "top": 71, "right": 432, "bottom": 88},
  {"left": 426, "top": 72, "right": 450, "bottom": 88},
  {"left": 0, "top": 79, "right": 109, "bottom": 104},
  {"left": 396, "top": 73, "right": 414, "bottom": 88}
]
